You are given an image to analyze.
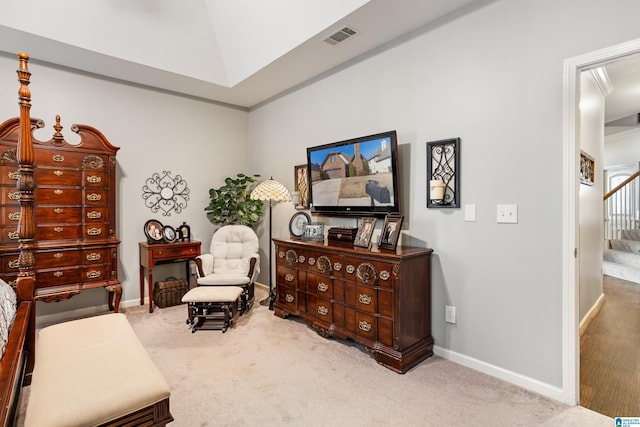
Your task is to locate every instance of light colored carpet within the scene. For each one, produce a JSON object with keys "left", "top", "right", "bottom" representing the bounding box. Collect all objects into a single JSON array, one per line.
[{"left": 18, "top": 288, "right": 612, "bottom": 426}]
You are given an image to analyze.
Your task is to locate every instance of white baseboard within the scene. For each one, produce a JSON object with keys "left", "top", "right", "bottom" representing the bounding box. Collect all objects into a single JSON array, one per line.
[
  {"left": 579, "top": 293, "right": 605, "bottom": 337},
  {"left": 434, "top": 345, "right": 564, "bottom": 403}
]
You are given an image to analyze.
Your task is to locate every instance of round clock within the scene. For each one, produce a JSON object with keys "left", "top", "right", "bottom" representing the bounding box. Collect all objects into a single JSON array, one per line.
[{"left": 289, "top": 212, "right": 311, "bottom": 238}]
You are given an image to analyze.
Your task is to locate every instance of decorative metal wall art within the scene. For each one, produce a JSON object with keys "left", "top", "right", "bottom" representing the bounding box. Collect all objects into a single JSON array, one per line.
[
  {"left": 294, "top": 164, "right": 309, "bottom": 209},
  {"left": 142, "top": 171, "right": 190, "bottom": 216},
  {"left": 427, "top": 138, "right": 460, "bottom": 208}
]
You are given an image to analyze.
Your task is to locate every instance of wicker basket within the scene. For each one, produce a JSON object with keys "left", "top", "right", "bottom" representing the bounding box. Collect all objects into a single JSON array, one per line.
[{"left": 153, "top": 277, "right": 188, "bottom": 308}]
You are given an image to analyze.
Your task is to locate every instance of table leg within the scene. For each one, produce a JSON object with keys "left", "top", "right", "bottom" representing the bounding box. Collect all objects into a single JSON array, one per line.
[
  {"left": 147, "top": 269, "right": 154, "bottom": 313},
  {"left": 139, "top": 265, "right": 144, "bottom": 306}
]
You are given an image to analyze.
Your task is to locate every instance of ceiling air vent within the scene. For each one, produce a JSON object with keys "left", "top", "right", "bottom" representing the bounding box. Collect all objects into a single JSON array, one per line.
[{"left": 324, "top": 26, "right": 358, "bottom": 46}]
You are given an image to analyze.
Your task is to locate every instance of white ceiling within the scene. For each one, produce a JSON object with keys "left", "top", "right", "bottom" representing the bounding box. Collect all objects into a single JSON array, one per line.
[
  {"left": 603, "top": 54, "right": 640, "bottom": 135},
  {"left": 0, "top": 0, "right": 479, "bottom": 109}
]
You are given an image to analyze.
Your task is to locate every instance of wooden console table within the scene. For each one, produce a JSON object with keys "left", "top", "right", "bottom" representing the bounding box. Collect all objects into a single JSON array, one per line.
[
  {"left": 273, "top": 238, "right": 433, "bottom": 373},
  {"left": 139, "top": 241, "right": 201, "bottom": 313}
]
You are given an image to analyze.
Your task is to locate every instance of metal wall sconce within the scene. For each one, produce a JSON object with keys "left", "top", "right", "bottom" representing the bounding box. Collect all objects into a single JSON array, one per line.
[{"left": 427, "top": 137, "right": 460, "bottom": 208}]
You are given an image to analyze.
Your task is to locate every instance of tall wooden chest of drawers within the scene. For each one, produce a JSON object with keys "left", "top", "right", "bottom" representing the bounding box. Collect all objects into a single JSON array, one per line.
[
  {"left": 273, "top": 238, "right": 433, "bottom": 373},
  {"left": 0, "top": 116, "right": 121, "bottom": 310}
]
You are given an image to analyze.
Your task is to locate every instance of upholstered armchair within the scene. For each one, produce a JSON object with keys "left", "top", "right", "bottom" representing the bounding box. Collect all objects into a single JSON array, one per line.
[{"left": 194, "top": 225, "right": 260, "bottom": 313}]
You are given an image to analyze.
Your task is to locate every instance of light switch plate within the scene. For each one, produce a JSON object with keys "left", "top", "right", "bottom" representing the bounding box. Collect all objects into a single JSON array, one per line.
[
  {"left": 497, "top": 204, "right": 518, "bottom": 223},
  {"left": 464, "top": 204, "right": 476, "bottom": 222}
]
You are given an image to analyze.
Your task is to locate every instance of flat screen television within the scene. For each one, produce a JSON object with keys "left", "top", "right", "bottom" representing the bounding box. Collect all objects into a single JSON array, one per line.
[{"left": 306, "top": 130, "right": 401, "bottom": 217}]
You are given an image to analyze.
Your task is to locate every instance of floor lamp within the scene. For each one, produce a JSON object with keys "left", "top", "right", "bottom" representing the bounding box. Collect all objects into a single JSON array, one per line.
[{"left": 250, "top": 177, "right": 290, "bottom": 310}]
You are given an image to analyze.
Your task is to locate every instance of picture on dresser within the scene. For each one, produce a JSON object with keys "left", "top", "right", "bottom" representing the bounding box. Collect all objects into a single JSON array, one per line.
[
  {"left": 379, "top": 215, "right": 403, "bottom": 251},
  {"left": 354, "top": 217, "right": 376, "bottom": 248},
  {"left": 144, "top": 219, "right": 164, "bottom": 243},
  {"left": 162, "top": 225, "right": 177, "bottom": 243}
]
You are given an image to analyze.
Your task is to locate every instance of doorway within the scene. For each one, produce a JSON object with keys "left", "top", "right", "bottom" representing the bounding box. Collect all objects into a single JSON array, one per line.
[{"left": 564, "top": 38, "right": 640, "bottom": 406}]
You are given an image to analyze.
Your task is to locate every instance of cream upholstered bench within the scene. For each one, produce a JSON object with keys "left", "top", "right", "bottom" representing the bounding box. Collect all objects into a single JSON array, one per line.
[
  {"left": 182, "top": 286, "right": 243, "bottom": 333},
  {"left": 24, "top": 313, "right": 172, "bottom": 427}
]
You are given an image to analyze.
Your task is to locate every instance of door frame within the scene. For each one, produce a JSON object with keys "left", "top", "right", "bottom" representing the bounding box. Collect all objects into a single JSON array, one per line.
[{"left": 563, "top": 38, "right": 640, "bottom": 405}]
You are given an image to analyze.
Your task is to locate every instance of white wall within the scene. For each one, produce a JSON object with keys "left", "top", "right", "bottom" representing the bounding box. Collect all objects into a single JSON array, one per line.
[
  {"left": 578, "top": 72, "right": 604, "bottom": 321},
  {"left": 247, "top": 0, "right": 640, "bottom": 395},
  {"left": 605, "top": 128, "right": 640, "bottom": 168},
  {"left": 0, "top": 53, "right": 249, "bottom": 321}
]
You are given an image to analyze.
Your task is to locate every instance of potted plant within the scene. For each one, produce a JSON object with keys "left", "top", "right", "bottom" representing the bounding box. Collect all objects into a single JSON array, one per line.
[{"left": 205, "top": 173, "right": 264, "bottom": 227}]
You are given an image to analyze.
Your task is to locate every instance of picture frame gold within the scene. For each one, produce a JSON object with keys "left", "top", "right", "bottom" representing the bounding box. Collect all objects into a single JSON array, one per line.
[
  {"left": 354, "top": 217, "right": 376, "bottom": 248},
  {"left": 294, "top": 164, "right": 309, "bottom": 209}
]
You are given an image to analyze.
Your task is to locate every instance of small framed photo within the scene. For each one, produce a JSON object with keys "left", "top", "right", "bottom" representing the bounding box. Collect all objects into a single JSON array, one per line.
[
  {"left": 378, "top": 215, "right": 403, "bottom": 251},
  {"left": 303, "top": 222, "right": 324, "bottom": 242},
  {"left": 354, "top": 217, "right": 376, "bottom": 248},
  {"left": 580, "top": 150, "right": 595, "bottom": 186},
  {"left": 144, "top": 219, "right": 164, "bottom": 243},
  {"left": 162, "top": 225, "right": 177, "bottom": 243},
  {"left": 289, "top": 211, "right": 311, "bottom": 238}
]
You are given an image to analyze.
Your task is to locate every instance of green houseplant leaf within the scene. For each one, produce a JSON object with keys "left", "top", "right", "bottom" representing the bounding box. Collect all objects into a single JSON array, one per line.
[{"left": 205, "top": 173, "right": 264, "bottom": 227}]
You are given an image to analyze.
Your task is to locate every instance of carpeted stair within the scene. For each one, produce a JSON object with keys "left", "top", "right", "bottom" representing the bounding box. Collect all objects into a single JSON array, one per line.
[{"left": 604, "top": 229, "right": 640, "bottom": 283}]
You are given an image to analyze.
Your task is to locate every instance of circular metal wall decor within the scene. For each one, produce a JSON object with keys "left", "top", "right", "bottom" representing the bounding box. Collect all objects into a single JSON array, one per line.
[{"left": 142, "top": 171, "right": 190, "bottom": 216}]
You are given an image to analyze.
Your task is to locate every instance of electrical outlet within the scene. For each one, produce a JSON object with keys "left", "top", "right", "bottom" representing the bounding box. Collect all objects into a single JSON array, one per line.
[
  {"left": 496, "top": 204, "right": 518, "bottom": 224},
  {"left": 445, "top": 305, "right": 456, "bottom": 324}
]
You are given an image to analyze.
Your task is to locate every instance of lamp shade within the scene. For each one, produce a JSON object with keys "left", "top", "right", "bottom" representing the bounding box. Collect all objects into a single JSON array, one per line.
[{"left": 250, "top": 177, "right": 291, "bottom": 202}]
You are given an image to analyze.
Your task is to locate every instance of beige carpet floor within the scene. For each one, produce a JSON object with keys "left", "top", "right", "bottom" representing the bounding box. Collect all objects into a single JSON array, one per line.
[{"left": 18, "top": 288, "right": 612, "bottom": 426}]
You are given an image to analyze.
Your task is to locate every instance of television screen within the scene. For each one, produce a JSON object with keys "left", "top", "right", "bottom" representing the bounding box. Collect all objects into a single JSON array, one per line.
[{"left": 306, "top": 130, "right": 400, "bottom": 217}]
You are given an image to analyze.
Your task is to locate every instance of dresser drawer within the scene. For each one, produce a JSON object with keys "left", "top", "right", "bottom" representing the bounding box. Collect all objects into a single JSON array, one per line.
[
  {"left": 83, "top": 171, "right": 107, "bottom": 187},
  {"left": 84, "top": 207, "right": 107, "bottom": 222},
  {"left": 151, "top": 244, "right": 199, "bottom": 260},
  {"left": 83, "top": 248, "right": 110, "bottom": 264},
  {"left": 307, "top": 272, "right": 333, "bottom": 298},
  {"left": 277, "top": 285, "right": 300, "bottom": 312},
  {"left": 0, "top": 226, "right": 20, "bottom": 244},
  {"left": 84, "top": 189, "right": 108, "bottom": 206},
  {"left": 83, "top": 265, "right": 110, "bottom": 282},
  {"left": 34, "top": 168, "right": 81, "bottom": 186},
  {"left": 308, "top": 294, "right": 333, "bottom": 323},
  {"left": 36, "top": 206, "right": 82, "bottom": 223},
  {"left": 37, "top": 267, "right": 82, "bottom": 288},
  {"left": 306, "top": 251, "right": 343, "bottom": 277},
  {"left": 356, "top": 284, "right": 376, "bottom": 314},
  {"left": 0, "top": 167, "right": 19, "bottom": 185},
  {"left": 356, "top": 311, "right": 377, "bottom": 342},
  {"left": 35, "top": 150, "right": 108, "bottom": 169},
  {"left": 277, "top": 246, "right": 306, "bottom": 267},
  {"left": 36, "top": 224, "right": 83, "bottom": 240},
  {"left": 277, "top": 266, "right": 297, "bottom": 288},
  {"left": 1, "top": 254, "right": 20, "bottom": 273},
  {"left": 1, "top": 187, "right": 20, "bottom": 205},
  {"left": 3, "top": 207, "right": 21, "bottom": 224},
  {"left": 84, "top": 224, "right": 108, "bottom": 239},
  {"left": 35, "top": 250, "right": 82, "bottom": 268},
  {"left": 36, "top": 188, "right": 82, "bottom": 205}
]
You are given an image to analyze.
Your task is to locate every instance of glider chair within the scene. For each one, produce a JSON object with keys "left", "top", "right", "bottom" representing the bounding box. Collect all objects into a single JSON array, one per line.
[{"left": 194, "top": 224, "right": 260, "bottom": 314}]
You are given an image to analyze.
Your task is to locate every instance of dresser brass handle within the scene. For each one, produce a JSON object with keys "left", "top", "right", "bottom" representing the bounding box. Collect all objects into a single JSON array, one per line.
[
  {"left": 87, "top": 227, "right": 102, "bottom": 236},
  {"left": 279, "top": 251, "right": 285, "bottom": 258},
  {"left": 334, "top": 262, "right": 342, "bottom": 271},
  {"left": 285, "top": 293, "right": 294, "bottom": 303},
  {"left": 86, "top": 252, "right": 102, "bottom": 261},
  {"left": 54, "top": 170, "right": 63, "bottom": 176},
  {"left": 8, "top": 231, "right": 19, "bottom": 240},
  {"left": 285, "top": 273, "right": 294, "bottom": 282},
  {"left": 359, "top": 294, "right": 372, "bottom": 305},
  {"left": 54, "top": 208, "right": 63, "bottom": 214},
  {"left": 87, "top": 193, "right": 102, "bottom": 201},
  {"left": 8, "top": 259, "right": 19, "bottom": 269},
  {"left": 54, "top": 189, "right": 63, "bottom": 195},
  {"left": 308, "top": 257, "right": 315, "bottom": 265},
  {"left": 87, "top": 211, "right": 102, "bottom": 219},
  {"left": 8, "top": 171, "right": 18, "bottom": 180},
  {"left": 52, "top": 154, "right": 64, "bottom": 162},
  {"left": 346, "top": 264, "right": 355, "bottom": 274},
  {"left": 380, "top": 270, "right": 390, "bottom": 280},
  {"left": 317, "top": 305, "right": 329, "bottom": 316},
  {"left": 359, "top": 320, "right": 372, "bottom": 332},
  {"left": 86, "top": 175, "right": 102, "bottom": 183},
  {"left": 54, "top": 253, "right": 63, "bottom": 258},
  {"left": 8, "top": 192, "right": 19, "bottom": 200},
  {"left": 8, "top": 212, "right": 20, "bottom": 221},
  {"left": 86, "top": 270, "right": 101, "bottom": 279},
  {"left": 317, "top": 282, "right": 328, "bottom": 293},
  {"left": 54, "top": 271, "right": 63, "bottom": 277},
  {"left": 298, "top": 255, "right": 305, "bottom": 263},
  {"left": 54, "top": 227, "right": 63, "bottom": 232}
]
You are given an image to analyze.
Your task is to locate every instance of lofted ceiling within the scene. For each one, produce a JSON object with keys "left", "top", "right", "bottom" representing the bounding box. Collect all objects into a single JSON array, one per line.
[
  {"left": 603, "top": 54, "right": 640, "bottom": 136},
  {"left": 0, "top": 0, "right": 479, "bottom": 109}
]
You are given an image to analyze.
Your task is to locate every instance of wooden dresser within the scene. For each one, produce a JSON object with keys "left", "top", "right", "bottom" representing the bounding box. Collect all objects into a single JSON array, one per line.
[
  {"left": 0, "top": 116, "right": 121, "bottom": 310},
  {"left": 273, "top": 238, "right": 433, "bottom": 373}
]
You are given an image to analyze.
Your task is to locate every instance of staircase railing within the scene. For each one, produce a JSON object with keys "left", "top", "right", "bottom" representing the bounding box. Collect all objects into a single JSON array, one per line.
[{"left": 604, "top": 170, "right": 640, "bottom": 240}]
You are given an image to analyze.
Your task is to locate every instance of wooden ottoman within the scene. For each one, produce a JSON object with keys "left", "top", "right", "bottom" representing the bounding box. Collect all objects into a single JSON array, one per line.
[{"left": 182, "top": 286, "right": 244, "bottom": 333}]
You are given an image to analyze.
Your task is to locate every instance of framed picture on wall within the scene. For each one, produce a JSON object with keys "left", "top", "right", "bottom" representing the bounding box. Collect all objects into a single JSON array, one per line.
[{"left": 580, "top": 150, "right": 595, "bottom": 186}]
